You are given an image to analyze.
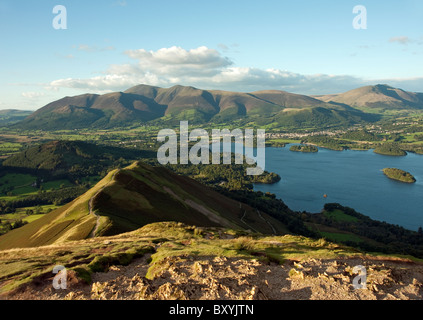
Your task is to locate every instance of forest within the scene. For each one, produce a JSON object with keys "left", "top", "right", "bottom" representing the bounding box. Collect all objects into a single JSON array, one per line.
[
  {"left": 373, "top": 143, "right": 407, "bottom": 156},
  {"left": 289, "top": 145, "right": 318, "bottom": 153}
]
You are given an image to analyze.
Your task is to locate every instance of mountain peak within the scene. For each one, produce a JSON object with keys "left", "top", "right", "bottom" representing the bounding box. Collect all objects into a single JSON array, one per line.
[{"left": 316, "top": 84, "right": 423, "bottom": 111}]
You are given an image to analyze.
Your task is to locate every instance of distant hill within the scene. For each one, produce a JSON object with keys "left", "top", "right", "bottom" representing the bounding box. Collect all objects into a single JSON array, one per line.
[
  {"left": 0, "top": 162, "right": 290, "bottom": 250},
  {"left": 0, "top": 109, "right": 33, "bottom": 126},
  {"left": 16, "top": 92, "right": 166, "bottom": 130},
  {"left": 315, "top": 84, "right": 423, "bottom": 112},
  {"left": 1, "top": 140, "right": 155, "bottom": 178},
  {"left": 13, "top": 84, "right": 375, "bottom": 130}
]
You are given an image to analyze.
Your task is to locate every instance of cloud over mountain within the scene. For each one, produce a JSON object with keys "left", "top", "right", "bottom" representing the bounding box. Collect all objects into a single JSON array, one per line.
[{"left": 47, "top": 46, "right": 423, "bottom": 95}]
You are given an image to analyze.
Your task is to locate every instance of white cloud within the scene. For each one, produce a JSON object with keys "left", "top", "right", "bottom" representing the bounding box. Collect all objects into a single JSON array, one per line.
[
  {"left": 124, "top": 46, "right": 232, "bottom": 77},
  {"left": 389, "top": 36, "right": 412, "bottom": 45},
  {"left": 46, "top": 46, "right": 423, "bottom": 95},
  {"left": 49, "top": 75, "right": 144, "bottom": 92},
  {"left": 21, "top": 92, "right": 45, "bottom": 99}
]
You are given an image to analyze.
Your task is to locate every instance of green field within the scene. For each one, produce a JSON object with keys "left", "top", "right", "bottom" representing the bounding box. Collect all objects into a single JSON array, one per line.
[
  {"left": 22, "top": 214, "right": 46, "bottom": 224},
  {"left": 42, "top": 179, "right": 74, "bottom": 190},
  {"left": 0, "top": 142, "right": 23, "bottom": 156},
  {"left": 319, "top": 231, "right": 364, "bottom": 243},
  {"left": 0, "top": 173, "right": 38, "bottom": 198},
  {"left": 323, "top": 209, "right": 360, "bottom": 223},
  {"left": 0, "top": 173, "right": 74, "bottom": 200}
]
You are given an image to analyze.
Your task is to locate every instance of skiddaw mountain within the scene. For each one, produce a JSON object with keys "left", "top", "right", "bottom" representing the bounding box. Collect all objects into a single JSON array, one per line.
[{"left": 13, "top": 84, "right": 421, "bottom": 130}]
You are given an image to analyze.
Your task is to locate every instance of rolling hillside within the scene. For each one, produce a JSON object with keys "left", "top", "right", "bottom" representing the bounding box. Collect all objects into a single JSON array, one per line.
[
  {"left": 13, "top": 84, "right": 375, "bottom": 130},
  {"left": 0, "top": 109, "right": 33, "bottom": 126},
  {"left": 0, "top": 162, "right": 290, "bottom": 250}
]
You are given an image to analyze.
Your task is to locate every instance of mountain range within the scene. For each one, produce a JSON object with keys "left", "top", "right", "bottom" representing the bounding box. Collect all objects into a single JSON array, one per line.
[{"left": 12, "top": 84, "right": 423, "bottom": 130}]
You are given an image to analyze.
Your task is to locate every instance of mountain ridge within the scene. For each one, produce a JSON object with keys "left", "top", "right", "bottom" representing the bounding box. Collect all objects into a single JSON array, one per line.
[
  {"left": 0, "top": 162, "right": 290, "bottom": 250},
  {"left": 12, "top": 84, "right": 420, "bottom": 130}
]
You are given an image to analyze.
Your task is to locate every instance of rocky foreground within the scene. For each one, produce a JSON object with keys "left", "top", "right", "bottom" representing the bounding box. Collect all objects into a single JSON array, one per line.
[{"left": 1, "top": 223, "right": 423, "bottom": 300}]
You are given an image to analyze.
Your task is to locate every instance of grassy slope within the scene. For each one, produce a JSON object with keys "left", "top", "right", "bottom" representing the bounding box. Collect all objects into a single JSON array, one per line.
[
  {"left": 0, "top": 170, "right": 117, "bottom": 250},
  {"left": 0, "top": 163, "right": 289, "bottom": 250},
  {"left": 92, "top": 162, "right": 289, "bottom": 236}
]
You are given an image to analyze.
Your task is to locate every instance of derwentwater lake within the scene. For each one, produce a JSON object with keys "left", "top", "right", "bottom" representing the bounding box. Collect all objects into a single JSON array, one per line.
[{"left": 253, "top": 145, "right": 423, "bottom": 231}]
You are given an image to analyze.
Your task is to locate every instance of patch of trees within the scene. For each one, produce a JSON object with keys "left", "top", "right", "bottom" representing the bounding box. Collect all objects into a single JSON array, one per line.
[
  {"left": 383, "top": 168, "right": 416, "bottom": 183},
  {"left": 341, "top": 130, "right": 380, "bottom": 142},
  {"left": 305, "top": 203, "right": 423, "bottom": 258},
  {"left": 0, "top": 219, "right": 29, "bottom": 236},
  {"left": 373, "top": 143, "right": 406, "bottom": 156},
  {"left": 159, "top": 155, "right": 281, "bottom": 191},
  {"left": 218, "top": 188, "right": 318, "bottom": 238},
  {"left": 404, "top": 125, "right": 423, "bottom": 134},
  {"left": 302, "top": 136, "right": 346, "bottom": 151},
  {"left": 0, "top": 185, "right": 88, "bottom": 214},
  {"left": 399, "top": 144, "right": 423, "bottom": 155},
  {"left": 1, "top": 140, "right": 156, "bottom": 183},
  {"left": 289, "top": 145, "right": 318, "bottom": 153}
]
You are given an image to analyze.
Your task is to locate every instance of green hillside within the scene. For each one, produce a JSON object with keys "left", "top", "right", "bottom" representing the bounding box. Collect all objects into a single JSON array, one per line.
[
  {"left": 12, "top": 84, "right": 377, "bottom": 131},
  {"left": 317, "top": 84, "right": 423, "bottom": 113},
  {"left": 0, "top": 110, "right": 33, "bottom": 126},
  {"left": 1, "top": 140, "right": 154, "bottom": 178},
  {"left": 0, "top": 162, "right": 290, "bottom": 250}
]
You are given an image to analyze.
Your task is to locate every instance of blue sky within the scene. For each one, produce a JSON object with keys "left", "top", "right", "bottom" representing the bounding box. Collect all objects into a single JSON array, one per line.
[{"left": 1, "top": 0, "right": 423, "bottom": 110}]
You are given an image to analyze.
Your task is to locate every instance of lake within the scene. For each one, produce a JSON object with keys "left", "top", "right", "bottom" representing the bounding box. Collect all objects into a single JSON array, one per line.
[{"left": 253, "top": 145, "right": 423, "bottom": 231}]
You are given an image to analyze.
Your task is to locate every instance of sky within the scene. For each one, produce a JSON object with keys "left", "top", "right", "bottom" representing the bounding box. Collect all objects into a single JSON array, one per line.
[{"left": 0, "top": 0, "right": 423, "bottom": 110}]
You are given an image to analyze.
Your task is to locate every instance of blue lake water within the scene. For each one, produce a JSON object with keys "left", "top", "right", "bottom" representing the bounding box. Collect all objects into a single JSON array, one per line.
[{"left": 253, "top": 145, "right": 423, "bottom": 231}]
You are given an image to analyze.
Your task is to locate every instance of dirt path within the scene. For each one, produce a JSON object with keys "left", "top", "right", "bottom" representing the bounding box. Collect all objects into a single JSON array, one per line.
[
  {"left": 239, "top": 203, "right": 277, "bottom": 235},
  {"left": 256, "top": 210, "right": 277, "bottom": 235},
  {"left": 239, "top": 203, "right": 259, "bottom": 233}
]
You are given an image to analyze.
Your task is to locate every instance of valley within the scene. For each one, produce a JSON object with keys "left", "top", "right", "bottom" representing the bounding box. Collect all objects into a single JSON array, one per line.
[{"left": 0, "top": 83, "right": 423, "bottom": 300}]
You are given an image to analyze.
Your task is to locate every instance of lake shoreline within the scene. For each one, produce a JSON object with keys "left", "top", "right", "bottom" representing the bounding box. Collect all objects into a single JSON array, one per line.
[{"left": 255, "top": 145, "right": 423, "bottom": 231}]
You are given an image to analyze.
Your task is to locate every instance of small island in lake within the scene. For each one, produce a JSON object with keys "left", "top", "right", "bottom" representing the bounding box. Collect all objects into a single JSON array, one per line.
[
  {"left": 383, "top": 168, "right": 416, "bottom": 183},
  {"left": 290, "top": 145, "right": 318, "bottom": 153}
]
